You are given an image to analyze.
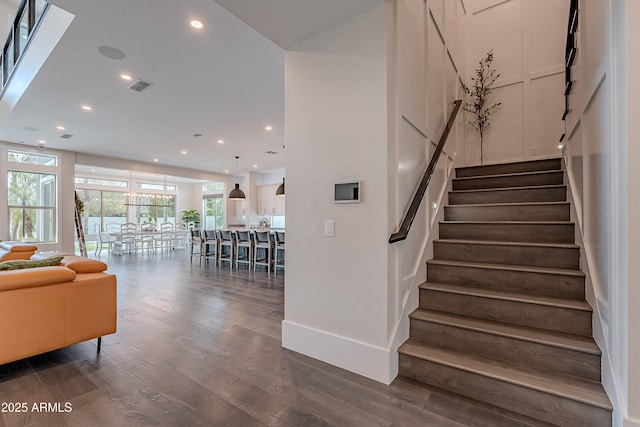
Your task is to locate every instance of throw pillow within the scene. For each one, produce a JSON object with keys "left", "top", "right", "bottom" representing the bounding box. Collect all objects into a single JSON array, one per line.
[{"left": 0, "top": 256, "right": 64, "bottom": 271}]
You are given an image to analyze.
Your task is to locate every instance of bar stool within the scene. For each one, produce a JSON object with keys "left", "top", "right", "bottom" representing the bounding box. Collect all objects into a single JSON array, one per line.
[
  {"left": 202, "top": 230, "right": 219, "bottom": 264},
  {"left": 273, "top": 231, "right": 285, "bottom": 275},
  {"left": 253, "top": 231, "right": 273, "bottom": 273},
  {"left": 189, "top": 229, "right": 202, "bottom": 262},
  {"left": 235, "top": 230, "right": 253, "bottom": 270},
  {"left": 218, "top": 230, "right": 234, "bottom": 269}
]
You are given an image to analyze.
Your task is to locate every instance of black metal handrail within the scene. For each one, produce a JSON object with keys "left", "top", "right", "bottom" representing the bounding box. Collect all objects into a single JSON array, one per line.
[
  {"left": 561, "top": 0, "right": 578, "bottom": 128},
  {"left": 389, "top": 99, "right": 462, "bottom": 244}
]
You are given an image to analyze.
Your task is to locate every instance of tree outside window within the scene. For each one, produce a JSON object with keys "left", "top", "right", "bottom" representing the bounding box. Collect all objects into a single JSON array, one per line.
[{"left": 8, "top": 170, "right": 56, "bottom": 242}]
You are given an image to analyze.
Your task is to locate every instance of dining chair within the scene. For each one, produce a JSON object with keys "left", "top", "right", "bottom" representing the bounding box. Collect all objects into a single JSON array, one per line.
[
  {"left": 253, "top": 231, "right": 273, "bottom": 273},
  {"left": 106, "top": 222, "right": 124, "bottom": 255},
  {"left": 95, "top": 224, "right": 117, "bottom": 256},
  {"left": 235, "top": 230, "right": 253, "bottom": 270},
  {"left": 119, "top": 222, "right": 139, "bottom": 254},
  {"left": 156, "top": 222, "right": 175, "bottom": 252},
  {"left": 139, "top": 222, "right": 156, "bottom": 254},
  {"left": 172, "top": 222, "right": 188, "bottom": 249}
]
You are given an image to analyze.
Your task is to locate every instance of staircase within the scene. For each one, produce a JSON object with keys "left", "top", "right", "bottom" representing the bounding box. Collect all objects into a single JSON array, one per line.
[{"left": 398, "top": 158, "right": 612, "bottom": 426}]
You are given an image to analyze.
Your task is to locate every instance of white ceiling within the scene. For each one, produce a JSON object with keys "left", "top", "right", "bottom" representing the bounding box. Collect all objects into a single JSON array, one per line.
[{"left": 0, "top": 0, "right": 382, "bottom": 177}]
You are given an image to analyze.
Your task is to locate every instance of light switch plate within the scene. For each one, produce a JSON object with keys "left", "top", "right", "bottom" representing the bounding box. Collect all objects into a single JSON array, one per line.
[{"left": 324, "top": 220, "right": 334, "bottom": 237}]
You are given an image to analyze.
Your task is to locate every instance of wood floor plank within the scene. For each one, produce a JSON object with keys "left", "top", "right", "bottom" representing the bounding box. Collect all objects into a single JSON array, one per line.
[
  {"left": 0, "top": 369, "right": 66, "bottom": 427},
  {"left": 0, "top": 251, "right": 545, "bottom": 426},
  {"left": 62, "top": 389, "right": 132, "bottom": 427}
]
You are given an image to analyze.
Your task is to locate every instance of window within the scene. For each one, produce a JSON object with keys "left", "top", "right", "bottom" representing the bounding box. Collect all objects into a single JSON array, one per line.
[
  {"left": 75, "top": 177, "right": 128, "bottom": 187},
  {"left": 203, "top": 194, "right": 224, "bottom": 229},
  {"left": 138, "top": 182, "right": 177, "bottom": 191},
  {"left": 134, "top": 194, "right": 176, "bottom": 225},
  {"left": 203, "top": 183, "right": 224, "bottom": 192},
  {"left": 75, "top": 189, "right": 129, "bottom": 235},
  {"left": 75, "top": 173, "right": 177, "bottom": 228},
  {"left": 8, "top": 171, "right": 56, "bottom": 242},
  {"left": 8, "top": 150, "right": 57, "bottom": 166}
]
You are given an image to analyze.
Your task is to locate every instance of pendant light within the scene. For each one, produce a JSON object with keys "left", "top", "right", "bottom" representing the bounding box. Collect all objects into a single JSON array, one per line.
[
  {"left": 275, "top": 177, "right": 285, "bottom": 197},
  {"left": 228, "top": 156, "right": 246, "bottom": 200}
]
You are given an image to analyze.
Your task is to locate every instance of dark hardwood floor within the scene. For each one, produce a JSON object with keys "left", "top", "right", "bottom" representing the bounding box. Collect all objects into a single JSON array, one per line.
[{"left": 1, "top": 251, "right": 541, "bottom": 426}]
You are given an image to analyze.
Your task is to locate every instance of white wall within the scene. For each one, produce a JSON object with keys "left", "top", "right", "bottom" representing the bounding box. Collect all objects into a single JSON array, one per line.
[
  {"left": 464, "top": 0, "right": 568, "bottom": 165},
  {"left": 563, "top": 0, "right": 640, "bottom": 425},
  {"left": 385, "top": 0, "right": 467, "bottom": 382},
  {"left": 623, "top": 2, "right": 640, "bottom": 422},
  {"left": 283, "top": 4, "right": 391, "bottom": 383},
  {"left": 623, "top": 1, "right": 640, "bottom": 422},
  {"left": 283, "top": 0, "right": 467, "bottom": 384}
]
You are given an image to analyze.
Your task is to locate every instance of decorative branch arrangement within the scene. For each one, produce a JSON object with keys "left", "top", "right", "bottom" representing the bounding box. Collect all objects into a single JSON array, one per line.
[{"left": 462, "top": 50, "right": 502, "bottom": 165}]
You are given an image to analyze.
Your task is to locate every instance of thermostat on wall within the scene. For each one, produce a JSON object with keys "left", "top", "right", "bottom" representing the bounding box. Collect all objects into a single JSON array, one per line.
[{"left": 334, "top": 181, "right": 360, "bottom": 203}]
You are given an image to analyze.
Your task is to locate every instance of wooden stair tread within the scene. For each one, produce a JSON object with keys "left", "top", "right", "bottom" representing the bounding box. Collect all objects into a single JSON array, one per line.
[
  {"left": 420, "top": 282, "right": 591, "bottom": 311},
  {"left": 399, "top": 339, "right": 612, "bottom": 410},
  {"left": 453, "top": 170, "right": 562, "bottom": 182},
  {"left": 441, "top": 220, "right": 573, "bottom": 225},
  {"left": 446, "top": 201, "right": 569, "bottom": 208},
  {"left": 427, "top": 258, "right": 585, "bottom": 277},
  {"left": 435, "top": 239, "right": 579, "bottom": 250},
  {"left": 450, "top": 184, "right": 566, "bottom": 194},
  {"left": 410, "top": 308, "right": 600, "bottom": 355},
  {"left": 455, "top": 158, "right": 562, "bottom": 176}
]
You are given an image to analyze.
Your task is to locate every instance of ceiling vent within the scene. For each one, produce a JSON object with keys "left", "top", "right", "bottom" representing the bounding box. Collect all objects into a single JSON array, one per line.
[
  {"left": 264, "top": 150, "right": 277, "bottom": 155},
  {"left": 128, "top": 79, "right": 153, "bottom": 92},
  {"left": 60, "top": 133, "right": 74, "bottom": 139}
]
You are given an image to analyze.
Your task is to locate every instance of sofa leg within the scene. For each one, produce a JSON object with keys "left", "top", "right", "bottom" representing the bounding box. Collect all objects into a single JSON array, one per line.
[{"left": 97, "top": 337, "right": 102, "bottom": 353}]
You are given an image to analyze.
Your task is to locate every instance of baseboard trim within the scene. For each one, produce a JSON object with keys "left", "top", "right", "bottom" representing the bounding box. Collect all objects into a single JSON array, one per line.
[
  {"left": 625, "top": 416, "right": 640, "bottom": 427},
  {"left": 282, "top": 320, "right": 394, "bottom": 384}
]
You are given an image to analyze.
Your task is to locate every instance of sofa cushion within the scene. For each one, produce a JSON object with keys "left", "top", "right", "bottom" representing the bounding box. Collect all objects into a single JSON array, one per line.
[
  {"left": 60, "top": 256, "right": 108, "bottom": 274},
  {"left": 0, "top": 256, "right": 64, "bottom": 271},
  {"left": 31, "top": 251, "right": 74, "bottom": 261},
  {"left": 0, "top": 242, "right": 38, "bottom": 252}
]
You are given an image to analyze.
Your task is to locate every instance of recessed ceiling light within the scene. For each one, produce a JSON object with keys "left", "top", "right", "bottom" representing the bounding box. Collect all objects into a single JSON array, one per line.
[
  {"left": 253, "top": 164, "right": 258, "bottom": 168},
  {"left": 224, "top": 169, "right": 229, "bottom": 173},
  {"left": 91, "top": 169, "right": 96, "bottom": 172},
  {"left": 38, "top": 139, "right": 46, "bottom": 143},
  {"left": 265, "top": 125, "right": 273, "bottom": 131},
  {"left": 56, "top": 125, "right": 65, "bottom": 130},
  {"left": 153, "top": 158, "right": 159, "bottom": 162},
  {"left": 190, "top": 20, "right": 203, "bottom": 29},
  {"left": 120, "top": 74, "right": 133, "bottom": 81},
  {"left": 81, "top": 105, "right": 93, "bottom": 111},
  {"left": 217, "top": 139, "right": 224, "bottom": 144},
  {"left": 558, "top": 144, "right": 564, "bottom": 149},
  {"left": 181, "top": 150, "right": 187, "bottom": 155}
]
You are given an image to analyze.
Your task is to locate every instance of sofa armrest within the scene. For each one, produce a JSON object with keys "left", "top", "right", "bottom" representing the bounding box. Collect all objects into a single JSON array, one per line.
[{"left": 64, "top": 273, "right": 117, "bottom": 346}]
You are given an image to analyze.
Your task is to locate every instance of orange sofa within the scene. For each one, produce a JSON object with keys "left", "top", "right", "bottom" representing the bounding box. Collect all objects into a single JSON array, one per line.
[
  {"left": 0, "top": 241, "right": 38, "bottom": 261},
  {"left": 0, "top": 255, "right": 117, "bottom": 365}
]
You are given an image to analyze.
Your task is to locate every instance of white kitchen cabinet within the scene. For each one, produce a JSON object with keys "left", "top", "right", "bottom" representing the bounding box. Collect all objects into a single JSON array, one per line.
[
  {"left": 234, "top": 199, "right": 246, "bottom": 216},
  {"left": 258, "top": 185, "right": 277, "bottom": 215},
  {"left": 274, "top": 192, "right": 285, "bottom": 215}
]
